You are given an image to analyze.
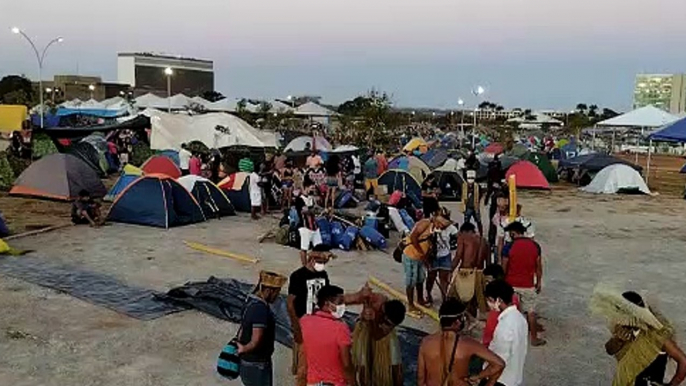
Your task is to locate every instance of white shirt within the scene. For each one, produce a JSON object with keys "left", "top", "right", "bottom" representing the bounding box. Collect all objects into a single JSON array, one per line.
[
  {"left": 489, "top": 305, "right": 528, "bottom": 386},
  {"left": 178, "top": 148, "right": 192, "bottom": 170},
  {"left": 436, "top": 224, "right": 458, "bottom": 257},
  {"left": 248, "top": 172, "right": 262, "bottom": 206}
]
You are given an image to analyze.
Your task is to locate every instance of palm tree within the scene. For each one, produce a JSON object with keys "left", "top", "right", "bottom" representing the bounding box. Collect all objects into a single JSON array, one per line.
[{"left": 576, "top": 103, "right": 588, "bottom": 113}]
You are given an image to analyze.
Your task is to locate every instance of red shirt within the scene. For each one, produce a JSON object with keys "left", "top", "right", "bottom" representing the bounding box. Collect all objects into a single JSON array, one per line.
[
  {"left": 505, "top": 237, "right": 541, "bottom": 288},
  {"left": 189, "top": 157, "right": 202, "bottom": 176},
  {"left": 483, "top": 294, "right": 520, "bottom": 346},
  {"left": 301, "top": 311, "right": 351, "bottom": 386}
]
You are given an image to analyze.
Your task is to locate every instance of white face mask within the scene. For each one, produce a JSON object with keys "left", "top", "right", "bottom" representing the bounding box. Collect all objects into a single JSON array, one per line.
[
  {"left": 332, "top": 304, "right": 346, "bottom": 319},
  {"left": 313, "top": 263, "right": 326, "bottom": 272}
]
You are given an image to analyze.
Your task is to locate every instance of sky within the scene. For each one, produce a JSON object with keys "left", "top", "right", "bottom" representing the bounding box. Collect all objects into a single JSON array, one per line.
[{"left": 1, "top": 0, "right": 685, "bottom": 111}]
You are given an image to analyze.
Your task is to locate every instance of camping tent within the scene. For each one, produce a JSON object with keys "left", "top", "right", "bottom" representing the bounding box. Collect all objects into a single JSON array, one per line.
[
  {"left": 388, "top": 156, "right": 431, "bottom": 183},
  {"left": 506, "top": 161, "right": 550, "bottom": 189},
  {"left": 377, "top": 170, "right": 422, "bottom": 204},
  {"left": 420, "top": 148, "right": 449, "bottom": 169},
  {"left": 178, "top": 175, "right": 236, "bottom": 218},
  {"left": 425, "top": 165, "right": 465, "bottom": 201},
  {"left": 558, "top": 153, "right": 642, "bottom": 174},
  {"left": 284, "top": 136, "right": 332, "bottom": 152},
  {"left": 148, "top": 110, "right": 277, "bottom": 150},
  {"left": 581, "top": 164, "right": 650, "bottom": 195},
  {"left": 67, "top": 141, "right": 108, "bottom": 176},
  {"left": 526, "top": 152, "right": 558, "bottom": 183},
  {"left": 218, "top": 172, "right": 251, "bottom": 212},
  {"left": 648, "top": 116, "right": 686, "bottom": 142},
  {"left": 403, "top": 138, "right": 428, "bottom": 153},
  {"left": 484, "top": 143, "right": 504, "bottom": 155},
  {"left": 10, "top": 154, "right": 107, "bottom": 200},
  {"left": 157, "top": 149, "right": 180, "bottom": 166},
  {"left": 105, "top": 172, "right": 140, "bottom": 202},
  {"left": 141, "top": 155, "right": 183, "bottom": 178},
  {"left": 508, "top": 143, "right": 530, "bottom": 159},
  {"left": 107, "top": 175, "right": 206, "bottom": 228}
]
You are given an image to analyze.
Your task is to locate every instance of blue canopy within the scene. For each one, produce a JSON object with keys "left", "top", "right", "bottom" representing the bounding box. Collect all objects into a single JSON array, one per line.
[
  {"left": 56, "top": 107, "right": 127, "bottom": 118},
  {"left": 648, "top": 117, "right": 686, "bottom": 142}
]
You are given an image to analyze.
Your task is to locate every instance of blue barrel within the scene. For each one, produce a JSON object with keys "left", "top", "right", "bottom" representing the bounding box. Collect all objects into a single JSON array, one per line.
[
  {"left": 360, "top": 225, "right": 387, "bottom": 249},
  {"left": 339, "top": 226, "right": 359, "bottom": 251}
]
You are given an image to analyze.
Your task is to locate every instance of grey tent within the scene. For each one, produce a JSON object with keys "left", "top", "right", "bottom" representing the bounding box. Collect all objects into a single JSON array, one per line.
[{"left": 10, "top": 153, "right": 107, "bottom": 200}]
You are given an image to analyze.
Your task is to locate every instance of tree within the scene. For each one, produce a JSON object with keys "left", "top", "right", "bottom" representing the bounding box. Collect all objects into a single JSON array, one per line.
[
  {"left": 257, "top": 101, "right": 272, "bottom": 115},
  {"left": 0, "top": 75, "right": 36, "bottom": 107},
  {"left": 201, "top": 90, "right": 225, "bottom": 102},
  {"left": 292, "top": 95, "right": 322, "bottom": 106},
  {"left": 576, "top": 103, "right": 588, "bottom": 113},
  {"left": 479, "top": 101, "right": 492, "bottom": 109}
]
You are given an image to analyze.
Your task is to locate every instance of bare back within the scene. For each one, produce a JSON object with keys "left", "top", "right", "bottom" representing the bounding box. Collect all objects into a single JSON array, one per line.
[
  {"left": 456, "top": 232, "right": 485, "bottom": 269},
  {"left": 418, "top": 332, "right": 475, "bottom": 386}
]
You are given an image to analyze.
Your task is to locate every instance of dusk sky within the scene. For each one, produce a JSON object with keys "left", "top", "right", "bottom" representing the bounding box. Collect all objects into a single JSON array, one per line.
[{"left": 2, "top": 0, "right": 685, "bottom": 111}]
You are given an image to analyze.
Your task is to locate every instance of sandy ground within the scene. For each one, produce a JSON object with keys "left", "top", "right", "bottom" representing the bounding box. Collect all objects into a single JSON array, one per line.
[{"left": 2, "top": 189, "right": 686, "bottom": 385}]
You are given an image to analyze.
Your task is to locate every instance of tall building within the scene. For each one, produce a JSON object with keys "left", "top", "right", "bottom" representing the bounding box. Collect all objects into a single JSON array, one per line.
[
  {"left": 117, "top": 52, "right": 214, "bottom": 97},
  {"left": 33, "top": 75, "right": 130, "bottom": 102},
  {"left": 633, "top": 74, "right": 686, "bottom": 114}
]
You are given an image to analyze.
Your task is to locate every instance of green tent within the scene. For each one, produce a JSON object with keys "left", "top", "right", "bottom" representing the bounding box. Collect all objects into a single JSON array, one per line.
[
  {"left": 508, "top": 143, "right": 530, "bottom": 159},
  {"left": 526, "top": 152, "right": 558, "bottom": 183}
]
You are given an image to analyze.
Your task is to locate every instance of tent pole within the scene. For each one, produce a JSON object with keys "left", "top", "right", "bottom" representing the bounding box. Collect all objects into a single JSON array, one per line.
[
  {"left": 611, "top": 128, "right": 615, "bottom": 154},
  {"left": 646, "top": 139, "right": 653, "bottom": 185},
  {"left": 592, "top": 125, "right": 596, "bottom": 151}
]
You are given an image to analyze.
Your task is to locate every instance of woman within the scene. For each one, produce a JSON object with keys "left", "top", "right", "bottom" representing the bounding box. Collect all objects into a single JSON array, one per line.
[
  {"left": 324, "top": 155, "right": 340, "bottom": 210},
  {"left": 280, "top": 159, "right": 295, "bottom": 209}
]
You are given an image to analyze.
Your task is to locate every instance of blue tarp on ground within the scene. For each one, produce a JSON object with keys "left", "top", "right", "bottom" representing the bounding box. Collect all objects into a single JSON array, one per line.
[{"left": 648, "top": 117, "right": 686, "bottom": 142}]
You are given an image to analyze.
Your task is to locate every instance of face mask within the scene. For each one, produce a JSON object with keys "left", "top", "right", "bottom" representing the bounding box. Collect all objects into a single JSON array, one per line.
[
  {"left": 313, "top": 263, "right": 326, "bottom": 272},
  {"left": 332, "top": 304, "right": 346, "bottom": 319}
]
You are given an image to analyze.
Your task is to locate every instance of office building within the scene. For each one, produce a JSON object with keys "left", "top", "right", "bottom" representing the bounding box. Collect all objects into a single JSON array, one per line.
[
  {"left": 633, "top": 74, "right": 686, "bottom": 115},
  {"left": 33, "top": 75, "right": 131, "bottom": 102},
  {"left": 117, "top": 52, "right": 214, "bottom": 97}
]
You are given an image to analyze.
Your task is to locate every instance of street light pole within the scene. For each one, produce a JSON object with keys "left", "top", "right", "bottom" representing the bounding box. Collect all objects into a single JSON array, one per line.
[
  {"left": 11, "top": 27, "right": 63, "bottom": 129},
  {"left": 471, "top": 86, "right": 485, "bottom": 149},
  {"left": 457, "top": 98, "right": 465, "bottom": 141},
  {"left": 88, "top": 84, "right": 95, "bottom": 100},
  {"left": 164, "top": 67, "right": 173, "bottom": 112}
]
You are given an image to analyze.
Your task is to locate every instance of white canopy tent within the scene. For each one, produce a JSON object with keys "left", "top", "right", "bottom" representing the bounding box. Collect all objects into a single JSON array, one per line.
[
  {"left": 596, "top": 106, "right": 679, "bottom": 128},
  {"left": 284, "top": 136, "right": 332, "bottom": 152},
  {"left": 100, "top": 96, "right": 124, "bottom": 107},
  {"left": 191, "top": 96, "right": 212, "bottom": 109},
  {"left": 269, "top": 100, "right": 294, "bottom": 114},
  {"left": 135, "top": 93, "right": 169, "bottom": 109},
  {"left": 167, "top": 94, "right": 193, "bottom": 110},
  {"left": 295, "top": 102, "right": 337, "bottom": 117},
  {"left": 148, "top": 110, "right": 277, "bottom": 150},
  {"left": 507, "top": 112, "right": 563, "bottom": 129},
  {"left": 207, "top": 98, "right": 238, "bottom": 112}
]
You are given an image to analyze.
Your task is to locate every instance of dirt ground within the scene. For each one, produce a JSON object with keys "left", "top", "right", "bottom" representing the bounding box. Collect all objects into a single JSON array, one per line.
[{"left": 1, "top": 190, "right": 686, "bottom": 385}]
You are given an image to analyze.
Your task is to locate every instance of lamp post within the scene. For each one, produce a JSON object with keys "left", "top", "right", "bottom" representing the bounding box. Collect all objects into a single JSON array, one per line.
[
  {"left": 457, "top": 98, "right": 465, "bottom": 140},
  {"left": 471, "top": 86, "right": 485, "bottom": 148},
  {"left": 287, "top": 95, "right": 295, "bottom": 108},
  {"left": 11, "top": 27, "right": 63, "bottom": 129},
  {"left": 88, "top": 84, "right": 95, "bottom": 100},
  {"left": 45, "top": 87, "right": 54, "bottom": 103},
  {"left": 164, "top": 67, "right": 173, "bottom": 112}
]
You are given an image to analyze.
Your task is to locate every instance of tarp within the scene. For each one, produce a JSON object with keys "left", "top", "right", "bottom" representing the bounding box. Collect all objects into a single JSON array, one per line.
[
  {"left": 558, "top": 153, "right": 642, "bottom": 174},
  {"left": 10, "top": 153, "right": 107, "bottom": 200},
  {"left": 377, "top": 169, "right": 422, "bottom": 201},
  {"left": 107, "top": 175, "right": 206, "bottom": 228},
  {"left": 148, "top": 110, "right": 277, "bottom": 150},
  {"left": 294, "top": 102, "right": 336, "bottom": 117},
  {"left": 506, "top": 160, "right": 550, "bottom": 189},
  {"left": 526, "top": 152, "right": 559, "bottom": 183},
  {"left": 388, "top": 155, "right": 430, "bottom": 183},
  {"left": 269, "top": 100, "right": 294, "bottom": 114},
  {"left": 648, "top": 116, "right": 686, "bottom": 142},
  {"left": 218, "top": 172, "right": 251, "bottom": 212},
  {"left": 0, "top": 105, "right": 28, "bottom": 133},
  {"left": 597, "top": 105, "right": 679, "bottom": 128},
  {"left": 134, "top": 93, "right": 169, "bottom": 110},
  {"left": 207, "top": 99, "right": 238, "bottom": 112},
  {"left": 177, "top": 175, "right": 236, "bottom": 218},
  {"left": 420, "top": 148, "right": 449, "bottom": 169},
  {"left": 284, "top": 136, "right": 332, "bottom": 152},
  {"left": 141, "top": 155, "right": 182, "bottom": 179},
  {"left": 42, "top": 114, "right": 151, "bottom": 139},
  {"left": 581, "top": 164, "right": 650, "bottom": 194}
]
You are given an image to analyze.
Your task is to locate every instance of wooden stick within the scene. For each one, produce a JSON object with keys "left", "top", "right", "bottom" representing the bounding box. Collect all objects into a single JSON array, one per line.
[
  {"left": 368, "top": 275, "right": 439, "bottom": 321},
  {"left": 184, "top": 241, "right": 259, "bottom": 264},
  {"left": 6, "top": 223, "right": 73, "bottom": 241}
]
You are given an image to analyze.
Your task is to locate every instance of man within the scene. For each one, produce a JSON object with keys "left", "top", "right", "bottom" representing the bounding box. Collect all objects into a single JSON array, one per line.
[
  {"left": 490, "top": 195, "right": 509, "bottom": 255},
  {"left": 502, "top": 221, "right": 545, "bottom": 346},
  {"left": 237, "top": 270, "right": 287, "bottom": 386},
  {"left": 273, "top": 150, "right": 287, "bottom": 173},
  {"left": 295, "top": 186, "right": 323, "bottom": 265},
  {"left": 403, "top": 215, "right": 452, "bottom": 316},
  {"left": 306, "top": 149, "right": 323, "bottom": 169},
  {"left": 461, "top": 170, "right": 483, "bottom": 236},
  {"left": 591, "top": 288, "right": 686, "bottom": 386},
  {"left": 484, "top": 280, "right": 529, "bottom": 386},
  {"left": 418, "top": 298, "right": 505, "bottom": 386},
  {"left": 364, "top": 152, "right": 380, "bottom": 196},
  {"left": 496, "top": 204, "right": 534, "bottom": 263},
  {"left": 249, "top": 165, "right": 263, "bottom": 220},
  {"left": 350, "top": 289, "right": 407, "bottom": 386},
  {"left": 178, "top": 143, "right": 192, "bottom": 175},
  {"left": 287, "top": 245, "right": 334, "bottom": 386},
  {"left": 425, "top": 210, "right": 458, "bottom": 305},
  {"left": 481, "top": 265, "right": 519, "bottom": 348},
  {"left": 375, "top": 150, "right": 389, "bottom": 176},
  {"left": 300, "top": 285, "right": 355, "bottom": 386},
  {"left": 71, "top": 190, "right": 102, "bottom": 227},
  {"left": 451, "top": 222, "right": 490, "bottom": 318}
]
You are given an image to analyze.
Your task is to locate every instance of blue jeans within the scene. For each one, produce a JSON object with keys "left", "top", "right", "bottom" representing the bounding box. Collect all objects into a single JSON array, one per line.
[
  {"left": 240, "top": 360, "right": 272, "bottom": 386},
  {"left": 464, "top": 208, "right": 482, "bottom": 228},
  {"left": 431, "top": 253, "right": 452, "bottom": 271}
]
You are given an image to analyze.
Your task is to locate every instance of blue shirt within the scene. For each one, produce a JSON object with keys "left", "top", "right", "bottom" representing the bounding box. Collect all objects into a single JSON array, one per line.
[{"left": 364, "top": 158, "right": 379, "bottom": 179}]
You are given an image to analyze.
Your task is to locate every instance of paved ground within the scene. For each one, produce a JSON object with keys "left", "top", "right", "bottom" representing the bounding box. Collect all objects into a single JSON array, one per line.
[{"left": 1, "top": 189, "right": 686, "bottom": 385}]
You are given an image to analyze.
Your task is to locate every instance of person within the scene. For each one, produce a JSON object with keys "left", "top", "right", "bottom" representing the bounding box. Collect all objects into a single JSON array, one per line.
[
  {"left": 426, "top": 209, "right": 458, "bottom": 305},
  {"left": 259, "top": 163, "right": 272, "bottom": 216},
  {"left": 417, "top": 298, "right": 505, "bottom": 386},
  {"left": 71, "top": 190, "right": 102, "bottom": 227},
  {"left": 502, "top": 221, "right": 545, "bottom": 346},
  {"left": 496, "top": 204, "right": 534, "bottom": 263},
  {"left": 179, "top": 143, "right": 192, "bottom": 176},
  {"left": 239, "top": 155, "right": 255, "bottom": 173},
  {"left": 484, "top": 280, "right": 529, "bottom": 386},
  {"left": 209, "top": 150, "right": 222, "bottom": 183},
  {"left": 451, "top": 222, "right": 490, "bottom": 318},
  {"left": 421, "top": 174, "right": 440, "bottom": 218},
  {"left": 189, "top": 152, "right": 202, "bottom": 176},
  {"left": 352, "top": 153, "right": 362, "bottom": 188},
  {"left": 339, "top": 155, "right": 355, "bottom": 190},
  {"left": 300, "top": 285, "right": 355, "bottom": 386},
  {"left": 325, "top": 155, "right": 341, "bottom": 210},
  {"left": 490, "top": 195, "right": 509, "bottom": 257},
  {"left": 375, "top": 150, "right": 389, "bottom": 176},
  {"left": 350, "top": 289, "right": 407, "bottom": 386},
  {"left": 287, "top": 245, "right": 334, "bottom": 386},
  {"left": 364, "top": 152, "right": 380, "bottom": 196},
  {"left": 464, "top": 150, "right": 479, "bottom": 179},
  {"left": 481, "top": 265, "right": 520, "bottom": 348},
  {"left": 106, "top": 140, "right": 119, "bottom": 172},
  {"left": 403, "top": 215, "right": 452, "bottom": 316},
  {"left": 306, "top": 149, "right": 323, "bottom": 169},
  {"left": 280, "top": 159, "right": 295, "bottom": 210},
  {"left": 249, "top": 166, "right": 263, "bottom": 220},
  {"left": 461, "top": 170, "right": 483, "bottom": 236},
  {"left": 591, "top": 289, "right": 686, "bottom": 386},
  {"left": 273, "top": 150, "right": 287, "bottom": 173},
  {"left": 305, "top": 163, "right": 326, "bottom": 200},
  {"left": 237, "top": 270, "right": 287, "bottom": 386},
  {"left": 295, "top": 185, "right": 322, "bottom": 265}
]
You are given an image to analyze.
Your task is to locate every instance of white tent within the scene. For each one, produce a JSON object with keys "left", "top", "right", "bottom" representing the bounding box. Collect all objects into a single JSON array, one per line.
[
  {"left": 191, "top": 96, "right": 212, "bottom": 109},
  {"left": 148, "top": 110, "right": 277, "bottom": 150},
  {"left": 596, "top": 105, "right": 679, "bottom": 128},
  {"left": 284, "top": 136, "right": 332, "bottom": 152},
  {"left": 167, "top": 94, "right": 193, "bottom": 110},
  {"left": 331, "top": 145, "right": 359, "bottom": 153},
  {"left": 207, "top": 98, "right": 237, "bottom": 112},
  {"left": 59, "top": 98, "right": 83, "bottom": 108},
  {"left": 269, "top": 100, "right": 294, "bottom": 113},
  {"left": 135, "top": 93, "right": 169, "bottom": 109},
  {"left": 100, "top": 96, "right": 124, "bottom": 107},
  {"left": 507, "top": 112, "right": 563, "bottom": 128},
  {"left": 295, "top": 102, "right": 336, "bottom": 117},
  {"left": 581, "top": 164, "right": 650, "bottom": 195}
]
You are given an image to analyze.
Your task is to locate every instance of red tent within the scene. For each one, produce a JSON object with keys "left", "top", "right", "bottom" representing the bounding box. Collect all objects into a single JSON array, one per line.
[
  {"left": 484, "top": 143, "right": 504, "bottom": 154},
  {"left": 141, "top": 155, "right": 182, "bottom": 179},
  {"left": 506, "top": 160, "right": 550, "bottom": 189}
]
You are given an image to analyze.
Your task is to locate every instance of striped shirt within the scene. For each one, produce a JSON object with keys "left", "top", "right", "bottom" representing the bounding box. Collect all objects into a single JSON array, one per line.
[{"left": 238, "top": 158, "right": 254, "bottom": 173}]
